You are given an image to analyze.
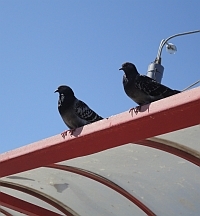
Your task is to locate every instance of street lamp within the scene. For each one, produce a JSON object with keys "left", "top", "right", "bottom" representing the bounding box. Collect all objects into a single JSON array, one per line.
[{"left": 147, "top": 30, "right": 200, "bottom": 83}]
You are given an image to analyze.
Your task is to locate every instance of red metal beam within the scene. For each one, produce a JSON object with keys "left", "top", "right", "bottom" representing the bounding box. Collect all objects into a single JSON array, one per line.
[
  {"left": 0, "top": 192, "right": 62, "bottom": 216},
  {"left": 0, "top": 208, "right": 13, "bottom": 216},
  {"left": 136, "top": 140, "right": 200, "bottom": 166},
  {"left": 0, "top": 181, "right": 77, "bottom": 216},
  {"left": 0, "top": 87, "right": 200, "bottom": 177},
  {"left": 46, "top": 164, "right": 156, "bottom": 216}
]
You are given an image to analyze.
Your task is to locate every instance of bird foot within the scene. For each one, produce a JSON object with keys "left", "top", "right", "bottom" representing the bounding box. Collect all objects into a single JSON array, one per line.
[
  {"left": 61, "top": 129, "right": 75, "bottom": 138},
  {"left": 129, "top": 106, "right": 141, "bottom": 115},
  {"left": 61, "top": 131, "right": 68, "bottom": 138}
]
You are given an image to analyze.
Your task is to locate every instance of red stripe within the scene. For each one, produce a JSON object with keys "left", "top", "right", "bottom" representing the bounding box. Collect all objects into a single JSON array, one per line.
[
  {"left": 0, "top": 181, "right": 78, "bottom": 216},
  {"left": 0, "top": 192, "right": 62, "bottom": 216},
  {"left": 136, "top": 139, "right": 200, "bottom": 166},
  {"left": 0, "top": 208, "right": 13, "bottom": 216},
  {"left": 46, "top": 164, "right": 156, "bottom": 216}
]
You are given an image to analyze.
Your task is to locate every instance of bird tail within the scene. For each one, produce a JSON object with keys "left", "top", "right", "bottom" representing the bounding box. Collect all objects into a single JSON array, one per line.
[
  {"left": 167, "top": 89, "right": 181, "bottom": 97},
  {"left": 173, "top": 90, "right": 181, "bottom": 94}
]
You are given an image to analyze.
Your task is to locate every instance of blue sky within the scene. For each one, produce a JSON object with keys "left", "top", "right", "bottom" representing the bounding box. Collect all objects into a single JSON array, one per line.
[{"left": 1, "top": 1, "right": 200, "bottom": 153}]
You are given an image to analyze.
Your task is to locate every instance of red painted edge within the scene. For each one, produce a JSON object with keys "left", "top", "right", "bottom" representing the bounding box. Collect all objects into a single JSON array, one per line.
[
  {"left": 136, "top": 140, "right": 200, "bottom": 166},
  {"left": 0, "top": 87, "right": 200, "bottom": 177},
  {"left": 0, "top": 192, "right": 62, "bottom": 216},
  {"left": 46, "top": 164, "right": 156, "bottom": 216}
]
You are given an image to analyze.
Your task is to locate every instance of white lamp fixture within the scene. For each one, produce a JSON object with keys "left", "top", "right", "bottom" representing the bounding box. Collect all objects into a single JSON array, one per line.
[
  {"left": 166, "top": 43, "right": 177, "bottom": 54},
  {"left": 147, "top": 30, "right": 200, "bottom": 83}
]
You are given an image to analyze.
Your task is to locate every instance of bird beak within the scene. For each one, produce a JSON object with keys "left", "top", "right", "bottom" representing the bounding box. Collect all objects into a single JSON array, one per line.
[
  {"left": 119, "top": 67, "right": 123, "bottom": 70},
  {"left": 54, "top": 89, "right": 59, "bottom": 93}
]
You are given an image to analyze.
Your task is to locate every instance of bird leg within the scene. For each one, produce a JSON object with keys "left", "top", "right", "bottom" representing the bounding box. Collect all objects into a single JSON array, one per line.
[
  {"left": 69, "top": 129, "right": 75, "bottom": 135},
  {"left": 129, "top": 106, "right": 141, "bottom": 115},
  {"left": 61, "top": 129, "right": 75, "bottom": 138}
]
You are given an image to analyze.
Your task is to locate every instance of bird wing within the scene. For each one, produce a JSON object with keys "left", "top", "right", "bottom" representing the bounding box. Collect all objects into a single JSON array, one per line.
[
  {"left": 75, "top": 100, "right": 103, "bottom": 123},
  {"left": 135, "top": 75, "right": 179, "bottom": 97}
]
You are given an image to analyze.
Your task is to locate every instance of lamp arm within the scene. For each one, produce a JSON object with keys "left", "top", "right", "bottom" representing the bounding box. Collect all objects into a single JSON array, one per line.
[{"left": 155, "top": 30, "right": 200, "bottom": 63}]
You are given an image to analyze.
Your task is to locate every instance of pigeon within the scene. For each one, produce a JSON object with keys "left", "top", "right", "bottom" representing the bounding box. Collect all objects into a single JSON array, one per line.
[
  {"left": 119, "top": 62, "right": 180, "bottom": 112},
  {"left": 55, "top": 85, "right": 103, "bottom": 137}
]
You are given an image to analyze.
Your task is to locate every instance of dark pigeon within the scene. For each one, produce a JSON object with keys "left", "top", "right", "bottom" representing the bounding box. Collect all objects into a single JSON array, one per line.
[
  {"left": 119, "top": 62, "right": 180, "bottom": 111},
  {"left": 55, "top": 85, "right": 103, "bottom": 137}
]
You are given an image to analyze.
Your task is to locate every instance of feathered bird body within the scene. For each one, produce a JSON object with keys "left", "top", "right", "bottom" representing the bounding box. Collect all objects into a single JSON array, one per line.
[
  {"left": 55, "top": 85, "right": 103, "bottom": 130},
  {"left": 120, "top": 62, "right": 180, "bottom": 106}
]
